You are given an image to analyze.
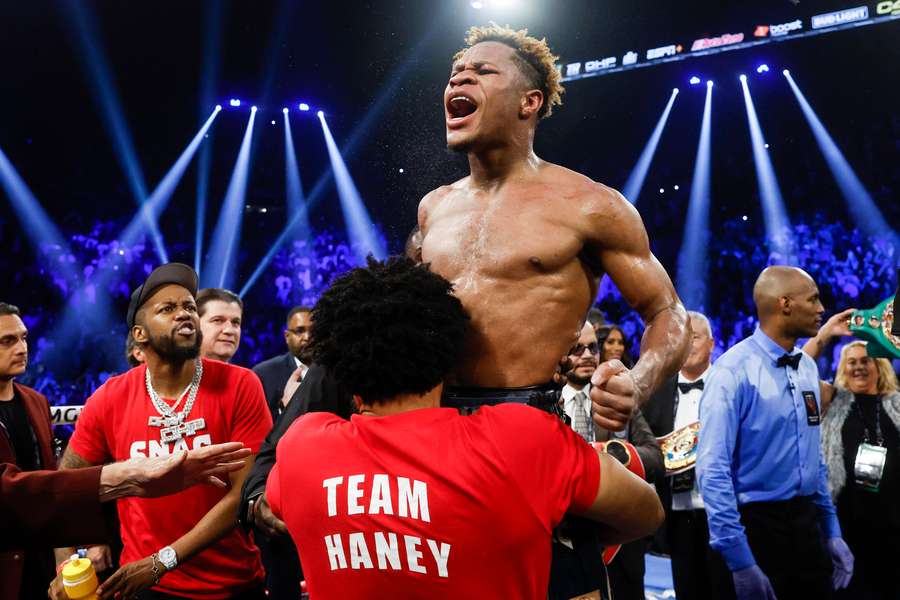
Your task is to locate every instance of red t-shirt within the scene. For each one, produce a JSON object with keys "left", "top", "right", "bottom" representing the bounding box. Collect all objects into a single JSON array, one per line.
[
  {"left": 267, "top": 404, "right": 600, "bottom": 599},
  {"left": 69, "top": 358, "right": 272, "bottom": 599}
]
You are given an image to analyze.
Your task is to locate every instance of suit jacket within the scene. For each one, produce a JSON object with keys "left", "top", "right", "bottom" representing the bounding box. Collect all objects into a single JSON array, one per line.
[
  {"left": 252, "top": 352, "right": 300, "bottom": 422},
  {"left": 595, "top": 408, "right": 664, "bottom": 589},
  {"left": 1, "top": 384, "right": 69, "bottom": 598},
  {"left": 0, "top": 463, "right": 112, "bottom": 549}
]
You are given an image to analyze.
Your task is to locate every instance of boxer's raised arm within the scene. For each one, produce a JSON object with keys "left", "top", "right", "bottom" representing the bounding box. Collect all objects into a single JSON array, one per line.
[{"left": 585, "top": 185, "right": 690, "bottom": 405}]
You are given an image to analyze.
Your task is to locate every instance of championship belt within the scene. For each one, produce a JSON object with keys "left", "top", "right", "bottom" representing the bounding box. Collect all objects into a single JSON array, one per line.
[
  {"left": 658, "top": 421, "right": 701, "bottom": 475},
  {"left": 592, "top": 440, "right": 646, "bottom": 565},
  {"left": 849, "top": 295, "right": 900, "bottom": 360}
]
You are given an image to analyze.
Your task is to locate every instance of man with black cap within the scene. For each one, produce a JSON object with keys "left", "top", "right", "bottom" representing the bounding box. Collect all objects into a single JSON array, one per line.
[{"left": 49, "top": 263, "right": 273, "bottom": 600}]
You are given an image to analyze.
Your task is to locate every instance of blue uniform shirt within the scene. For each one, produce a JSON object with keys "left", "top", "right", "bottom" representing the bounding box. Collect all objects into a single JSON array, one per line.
[{"left": 696, "top": 326, "right": 841, "bottom": 570}]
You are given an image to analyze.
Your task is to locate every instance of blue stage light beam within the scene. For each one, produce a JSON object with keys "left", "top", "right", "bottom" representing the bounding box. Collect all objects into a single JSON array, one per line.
[
  {"left": 62, "top": 0, "right": 168, "bottom": 262},
  {"left": 118, "top": 106, "right": 222, "bottom": 248},
  {"left": 195, "top": 0, "right": 224, "bottom": 273},
  {"left": 676, "top": 81, "right": 713, "bottom": 310},
  {"left": 318, "top": 113, "right": 387, "bottom": 264},
  {"left": 783, "top": 71, "right": 897, "bottom": 247},
  {"left": 283, "top": 110, "right": 311, "bottom": 240},
  {"left": 238, "top": 17, "right": 446, "bottom": 295},
  {"left": 740, "top": 76, "right": 792, "bottom": 259},
  {"left": 204, "top": 109, "right": 258, "bottom": 289},
  {"left": 622, "top": 88, "right": 679, "bottom": 204},
  {"left": 0, "top": 147, "right": 82, "bottom": 291}
]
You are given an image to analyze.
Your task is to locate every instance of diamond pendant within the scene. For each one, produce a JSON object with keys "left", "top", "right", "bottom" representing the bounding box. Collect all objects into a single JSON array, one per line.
[{"left": 160, "top": 418, "right": 206, "bottom": 443}]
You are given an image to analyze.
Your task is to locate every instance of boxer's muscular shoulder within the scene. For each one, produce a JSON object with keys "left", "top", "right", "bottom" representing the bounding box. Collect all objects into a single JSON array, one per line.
[
  {"left": 417, "top": 179, "right": 466, "bottom": 229},
  {"left": 543, "top": 164, "right": 646, "bottom": 250}
]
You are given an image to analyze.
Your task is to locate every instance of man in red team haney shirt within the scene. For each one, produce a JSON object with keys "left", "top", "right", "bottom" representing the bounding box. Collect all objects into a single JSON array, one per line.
[
  {"left": 267, "top": 257, "right": 664, "bottom": 599},
  {"left": 50, "top": 263, "right": 272, "bottom": 600}
]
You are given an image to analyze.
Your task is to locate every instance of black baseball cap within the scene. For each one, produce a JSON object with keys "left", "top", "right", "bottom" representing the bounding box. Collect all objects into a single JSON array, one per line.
[{"left": 126, "top": 263, "right": 199, "bottom": 328}]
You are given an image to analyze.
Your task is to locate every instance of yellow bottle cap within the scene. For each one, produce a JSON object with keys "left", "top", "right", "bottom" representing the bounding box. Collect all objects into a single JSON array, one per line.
[{"left": 62, "top": 558, "right": 99, "bottom": 600}]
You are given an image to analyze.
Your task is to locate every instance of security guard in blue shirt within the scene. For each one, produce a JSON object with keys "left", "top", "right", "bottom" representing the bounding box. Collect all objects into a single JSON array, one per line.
[{"left": 697, "top": 266, "right": 854, "bottom": 600}]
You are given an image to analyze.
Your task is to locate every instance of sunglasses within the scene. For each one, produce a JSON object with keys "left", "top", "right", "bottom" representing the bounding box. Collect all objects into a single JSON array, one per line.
[{"left": 569, "top": 342, "right": 600, "bottom": 356}]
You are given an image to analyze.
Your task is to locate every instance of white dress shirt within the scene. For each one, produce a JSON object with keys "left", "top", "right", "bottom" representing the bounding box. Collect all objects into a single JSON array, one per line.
[
  {"left": 671, "top": 366, "right": 710, "bottom": 511},
  {"left": 561, "top": 382, "right": 594, "bottom": 443}
]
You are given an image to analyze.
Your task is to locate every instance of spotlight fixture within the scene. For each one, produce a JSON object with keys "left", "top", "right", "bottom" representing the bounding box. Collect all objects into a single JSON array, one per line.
[
  {"left": 659, "top": 188, "right": 665, "bottom": 194},
  {"left": 739, "top": 74, "right": 748, "bottom": 82},
  {"left": 251, "top": 105, "right": 258, "bottom": 112},
  {"left": 757, "top": 64, "right": 770, "bottom": 74},
  {"left": 673, "top": 88, "right": 679, "bottom": 95},
  {"left": 706, "top": 80, "right": 714, "bottom": 87},
  {"left": 764, "top": 143, "right": 770, "bottom": 149},
  {"left": 229, "top": 99, "right": 241, "bottom": 107},
  {"left": 742, "top": 215, "right": 749, "bottom": 221},
  {"left": 271, "top": 120, "right": 276, "bottom": 125},
  {"left": 674, "top": 185, "right": 680, "bottom": 191},
  {"left": 689, "top": 76, "right": 701, "bottom": 85},
  {"left": 782, "top": 69, "right": 790, "bottom": 76},
  {"left": 317, "top": 110, "right": 324, "bottom": 118},
  {"left": 298, "top": 103, "right": 310, "bottom": 111},
  {"left": 282, "top": 107, "right": 288, "bottom": 114},
  {"left": 215, "top": 104, "right": 222, "bottom": 111}
]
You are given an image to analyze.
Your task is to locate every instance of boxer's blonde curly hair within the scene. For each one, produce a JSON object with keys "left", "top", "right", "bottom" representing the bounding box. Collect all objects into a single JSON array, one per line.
[{"left": 454, "top": 23, "right": 564, "bottom": 119}]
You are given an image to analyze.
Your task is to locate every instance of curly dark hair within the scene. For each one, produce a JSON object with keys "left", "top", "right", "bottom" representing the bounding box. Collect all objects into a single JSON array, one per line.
[{"left": 307, "top": 256, "right": 470, "bottom": 404}]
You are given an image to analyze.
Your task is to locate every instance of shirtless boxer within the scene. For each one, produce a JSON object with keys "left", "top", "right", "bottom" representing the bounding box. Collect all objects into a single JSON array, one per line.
[{"left": 410, "top": 25, "right": 690, "bottom": 428}]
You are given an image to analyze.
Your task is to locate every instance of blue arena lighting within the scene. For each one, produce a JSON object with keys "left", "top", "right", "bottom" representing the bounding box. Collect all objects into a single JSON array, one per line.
[
  {"left": 280, "top": 110, "right": 311, "bottom": 243},
  {"left": 298, "top": 103, "right": 310, "bottom": 111},
  {"left": 239, "top": 19, "right": 446, "bottom": 295},
  {"left": 783, "top": 71, "right": 897, "bottom": 247},
  {"left": 318, "top": 113, "right": 387, "bottom": 264},
  {"left": 63, "top": 0, "right": 168, "bottom": 262},
  {"left": 689, "top": 76, "right": 701, "bottom": 85},
  {"left": 230, "top": 98, "right": 241, "bottom": 107},
  {"left": 621, "top": 87, "right": 679, "bottom": 204},
  {"left": 757, "top": 64, "right": 770, "bottom": 74},
  {"left": 707, "top": 80, "right": 713, "bottom": 87},
  {"left": 195, "top": 1, "right": 223, "bottom": 274},
  {"left": 739, "top": 74, "right": 748, "bottom": 82},
  {"left": 783, "top": 69, "right": 790, "bottom": 76},
  {"left": 317, "top": 110, "right": 324, "bottom": 118},
  {"left": 740, "top": 77, "right": 792, "bottom": 259},
  {"left": 0, "top": 146, "right": 83, "bottom": 290},
  {"left": 282, "top": 107, "right": 289, "bottom": 114},
  {"left": 251, "top": 105, "right": 258, "bottom": 112},
  {"left": 204, "top": 109, "right": 258, "bottom": 289},
  {"left": 676, "top": 79, "right": 714, "bottom": 310}
]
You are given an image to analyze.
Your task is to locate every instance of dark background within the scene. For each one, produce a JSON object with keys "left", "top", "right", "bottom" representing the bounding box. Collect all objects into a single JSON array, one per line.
[{"left": 0, "top": 0, "right": 897, "bottom": 391}]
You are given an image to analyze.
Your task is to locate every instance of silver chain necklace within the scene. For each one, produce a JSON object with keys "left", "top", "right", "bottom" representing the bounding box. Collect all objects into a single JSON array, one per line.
[{"left": 146, "top": 360, "right": 206, "bottom": 443}]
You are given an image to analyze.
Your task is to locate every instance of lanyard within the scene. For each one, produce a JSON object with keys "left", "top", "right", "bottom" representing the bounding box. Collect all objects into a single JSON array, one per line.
[{"left": 852, "top": 398, "right": 884, "bottom": 446}]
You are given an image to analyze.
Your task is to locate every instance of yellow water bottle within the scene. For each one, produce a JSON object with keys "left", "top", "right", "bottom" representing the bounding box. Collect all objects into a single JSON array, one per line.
[{"left": 63, "top": 550, "right": 99, "bottom": 600}]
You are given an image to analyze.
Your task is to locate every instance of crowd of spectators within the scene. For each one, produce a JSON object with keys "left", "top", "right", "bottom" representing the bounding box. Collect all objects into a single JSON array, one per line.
[{"left": 1, "top": 211, "right": 895, "bottom": 409}]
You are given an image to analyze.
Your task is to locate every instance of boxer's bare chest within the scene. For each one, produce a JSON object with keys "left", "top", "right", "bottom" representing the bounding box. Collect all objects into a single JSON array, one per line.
[{"left": 422, "top": 186, "right": 584, "bottom": 281}]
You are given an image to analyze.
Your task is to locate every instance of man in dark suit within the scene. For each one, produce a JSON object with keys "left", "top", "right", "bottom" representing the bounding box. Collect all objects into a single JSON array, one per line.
[
  {"left": 554, "top": 322, "right": 664, "bottom": 600},
  {"left": 240, "top": 362, "right": 353, "bottom": 599},
  {"left": 252, "top": 306, "right": 312, "bottom": 421},
  {"left": 642, "top": 310, "right": 715, "bottom": 600}
]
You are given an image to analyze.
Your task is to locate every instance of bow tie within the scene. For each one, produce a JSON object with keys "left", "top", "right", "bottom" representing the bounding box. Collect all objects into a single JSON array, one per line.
[
  {"left": 678, "top": 380, "right": 704, "bottom": 394},
  {"left": 777, "top": 353, "right": 803, "bottom": 370}
]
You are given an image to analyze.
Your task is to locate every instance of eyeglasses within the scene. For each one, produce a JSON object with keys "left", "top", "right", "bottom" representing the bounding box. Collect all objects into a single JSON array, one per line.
[{"left": 569, "top": 342, "right": 600, "bottom": 356}]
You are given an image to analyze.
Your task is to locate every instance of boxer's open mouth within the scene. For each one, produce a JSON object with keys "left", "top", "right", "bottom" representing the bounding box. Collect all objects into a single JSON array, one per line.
[{"left": 446, "top": 93, "right": 478, "bottom": 125}]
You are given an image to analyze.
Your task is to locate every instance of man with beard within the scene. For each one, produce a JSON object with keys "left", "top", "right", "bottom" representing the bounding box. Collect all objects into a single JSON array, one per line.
[
  {"left": 411, "top": 23, "right": 689, "bottom": 430},
  {"left": 698, "top": 267, "right": 854, "bottom": 600},
  {"left": 49, "top": 263, "right": 272, "bottom": 600},
  {"left": 556, "top": 322, "right": 662, "bottom": 599},
  {"left": 252, "top": 306, "right": 312, "bottom": 421}
]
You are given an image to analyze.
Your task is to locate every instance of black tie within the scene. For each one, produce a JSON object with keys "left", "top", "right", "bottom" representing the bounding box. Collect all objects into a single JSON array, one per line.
[
  {"left": 777, "top": 353, "right": 802, "bottom": 370},
  {"left": 678, "top": 380, "right": 704, "bottom": 394}
]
